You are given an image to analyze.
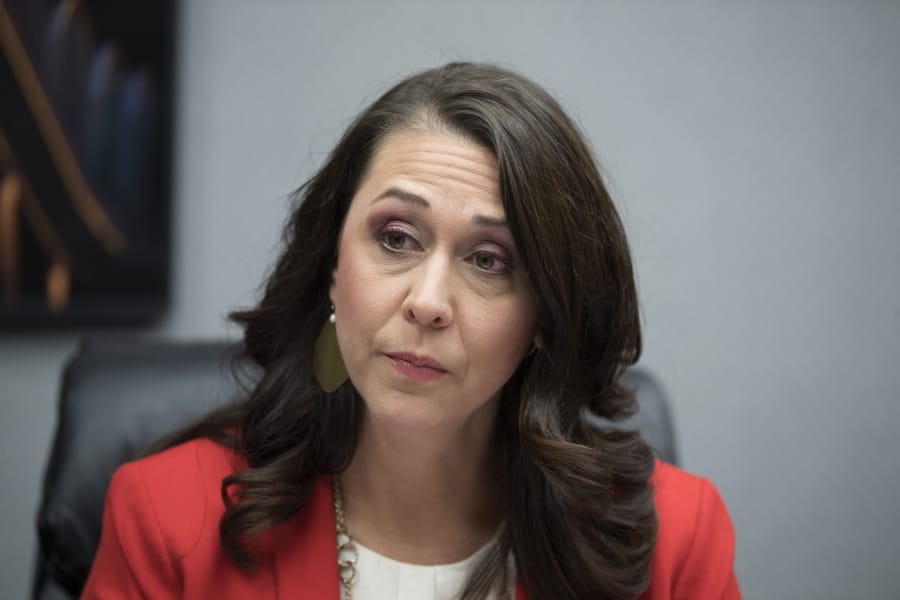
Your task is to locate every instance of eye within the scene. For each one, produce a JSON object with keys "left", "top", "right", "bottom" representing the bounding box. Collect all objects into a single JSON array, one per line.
[
  {"left": 384, "top": 231, "right": 407, "bottom": 250},
  {"left": 374, "top": 225, "right": 420, "bottom": 253},
  {"left": 467, "top": 250, "right": 513, "bottom": 274}
]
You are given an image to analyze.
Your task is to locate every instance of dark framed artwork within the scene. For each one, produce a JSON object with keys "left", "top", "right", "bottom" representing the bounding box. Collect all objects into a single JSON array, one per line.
[{"left": 0, "top": 0, "right": 174, "bottom": 328}]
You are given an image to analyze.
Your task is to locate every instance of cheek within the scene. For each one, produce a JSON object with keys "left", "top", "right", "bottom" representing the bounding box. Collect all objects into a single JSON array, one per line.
[
  {"left": 332, "top": 255, "right": 371, "bottom": 370},
  {"left": 466, "top": 297, "right": 539, "bottom": 369},
  {"left": 332, "top": 240, "right": 394, "bottom": 337},
  {"left": 333, "top": 234, "right": 367, "bottom": 309}
]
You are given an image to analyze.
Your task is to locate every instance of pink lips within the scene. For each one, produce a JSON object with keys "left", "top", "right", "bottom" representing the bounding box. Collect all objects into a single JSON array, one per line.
[{"left": 386, "top": 352, "right": 448, "bottom": 382}]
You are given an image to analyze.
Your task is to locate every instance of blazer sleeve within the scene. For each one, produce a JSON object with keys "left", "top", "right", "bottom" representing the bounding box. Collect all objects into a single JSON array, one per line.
[
  {"left": 673, "top": 478, "right": 740, "bottom": 600},
  {"left": 81, "top": 462, "right": 180, "bottom": 599}
]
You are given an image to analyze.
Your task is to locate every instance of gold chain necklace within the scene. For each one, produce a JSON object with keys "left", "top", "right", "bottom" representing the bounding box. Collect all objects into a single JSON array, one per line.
[
  {"left": 333, "top": 477, "right": 358, "bottom": 599},
  {"left": 332, "top": 477, "right": 512, "bottom": 599}
]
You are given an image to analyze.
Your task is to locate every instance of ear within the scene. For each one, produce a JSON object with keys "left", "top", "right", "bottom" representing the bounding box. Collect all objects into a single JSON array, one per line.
[
  {"left": 328, "top": 241, "right": 341, "bottom": 306},
  {"left": 329, "top": 263, "right": 338, "bottom": 307},
  {"left": 533, "top": 331, "right": 545, "bottom": 350}
]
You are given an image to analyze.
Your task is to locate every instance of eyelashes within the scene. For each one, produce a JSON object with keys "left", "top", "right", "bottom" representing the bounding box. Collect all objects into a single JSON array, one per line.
[
  {"left": 465, "top": 250, "right": 514, "bottom": 274},
  {"left": 375, "top": 225, "right": 421, "bottom": 253},
  {"left": 373, "top": 223, "right": 516, "bottom": 275}
]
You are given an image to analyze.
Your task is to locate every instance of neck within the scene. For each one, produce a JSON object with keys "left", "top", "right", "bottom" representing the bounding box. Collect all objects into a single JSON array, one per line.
[{"left": 338, "top": 407, "right": 504, "bottom": 565}]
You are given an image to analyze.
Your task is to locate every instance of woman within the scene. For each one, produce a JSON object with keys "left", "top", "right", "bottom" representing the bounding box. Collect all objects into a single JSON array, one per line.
[{"left": 83, "top": 62, "right": 739, "bottom": 599}]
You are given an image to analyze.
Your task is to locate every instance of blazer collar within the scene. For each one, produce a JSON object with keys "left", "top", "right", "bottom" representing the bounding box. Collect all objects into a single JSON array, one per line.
[{"left": 273, "top": 475, "right": 529, "bottom": 599}]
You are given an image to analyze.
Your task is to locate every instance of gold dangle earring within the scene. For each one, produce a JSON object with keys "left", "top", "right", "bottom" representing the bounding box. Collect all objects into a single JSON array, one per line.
[{"left": 314, "top": 305, "right": 348, "bottom": 392}]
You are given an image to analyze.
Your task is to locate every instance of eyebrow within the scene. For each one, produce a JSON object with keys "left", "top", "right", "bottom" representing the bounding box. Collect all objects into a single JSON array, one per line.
[
  {"left": 372, "top": 186, "right": 509, "bottom": 228},
  {"left": 373, "top": 186, "right": 430, "bottom": 208}
]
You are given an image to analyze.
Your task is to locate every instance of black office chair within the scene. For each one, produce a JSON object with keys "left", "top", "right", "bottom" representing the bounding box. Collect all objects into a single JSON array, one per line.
[{"left": 31, "top": 336, "right": 677, "bottom": 599}]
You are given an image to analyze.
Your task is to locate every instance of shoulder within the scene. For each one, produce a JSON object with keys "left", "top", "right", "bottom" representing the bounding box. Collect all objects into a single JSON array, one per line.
[
  {"left": 643, "top": 461, "right": 741, "bottom": 599},
  {"left": 651, "top": 460, "right": 726, "bottom": 530},
  {"left": 121, "top": 436, "right": 243, "bottom": 489},
  {"left": 83, "top": 438, "right": 248, "bottom": 597},
  {"left": 107, "top": 438, "right": 244, "bottom": 557}
]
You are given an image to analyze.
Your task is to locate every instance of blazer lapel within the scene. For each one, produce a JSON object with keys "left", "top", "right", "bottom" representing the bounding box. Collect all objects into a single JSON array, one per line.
[
  {"left": 271, "top": 475, "right": 531, "bottom": 600},
  {"left": 273, "top": 475, "right": 341, "bottom": 598}
]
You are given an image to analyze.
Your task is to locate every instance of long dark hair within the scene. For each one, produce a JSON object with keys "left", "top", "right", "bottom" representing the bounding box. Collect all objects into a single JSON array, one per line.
[{"left": 160, "top": 62, "right": 656, "bottom": 600}]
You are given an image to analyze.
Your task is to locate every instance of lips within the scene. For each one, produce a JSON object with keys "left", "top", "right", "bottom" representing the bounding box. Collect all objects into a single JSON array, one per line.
[
  {"left": 387, "top": 352, "right": 446, "bottom": 370},
  {"left": 385, "top": 352, "right": 448, "bottom": 381}
]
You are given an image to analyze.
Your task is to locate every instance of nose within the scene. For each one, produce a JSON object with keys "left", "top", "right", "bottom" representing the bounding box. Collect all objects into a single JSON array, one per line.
[{"left": 401, "top": 256, "right": 454, "bottom": 328}]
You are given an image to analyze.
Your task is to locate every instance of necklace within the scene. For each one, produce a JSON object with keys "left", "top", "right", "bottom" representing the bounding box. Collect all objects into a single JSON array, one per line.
[
  {"left": 332, "top": 477, "right": 512, "bottom": 599},
  {"left": 333, "top": 476, "right": 358, "bottom": 599}
]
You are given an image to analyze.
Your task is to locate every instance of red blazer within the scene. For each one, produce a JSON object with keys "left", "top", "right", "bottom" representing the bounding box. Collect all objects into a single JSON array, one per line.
[{"left": 82, "top": 439, "right": 740, "bottom": 599}]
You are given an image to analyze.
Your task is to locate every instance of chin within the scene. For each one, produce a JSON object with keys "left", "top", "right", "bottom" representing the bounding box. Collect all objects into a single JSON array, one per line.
[
  {"left": 356, "top": 385, "right": 502, "bottom": 441},
  {"left": 363, "top": 394, "right": 451, "bottom": 433}
]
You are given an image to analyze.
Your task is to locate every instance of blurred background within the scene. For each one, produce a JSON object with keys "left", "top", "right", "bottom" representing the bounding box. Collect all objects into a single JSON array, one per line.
[
  {"left": 0, "top": 0, "right": 174, "bottom": 327},
  {"left": 2, "top": 1, "right": 899, "bottom": 598}
]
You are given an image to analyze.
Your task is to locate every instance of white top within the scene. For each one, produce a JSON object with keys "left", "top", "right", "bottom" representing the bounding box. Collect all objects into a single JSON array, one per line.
[{"left": 339, "top": 537, "right": 515, "bottom": 600}]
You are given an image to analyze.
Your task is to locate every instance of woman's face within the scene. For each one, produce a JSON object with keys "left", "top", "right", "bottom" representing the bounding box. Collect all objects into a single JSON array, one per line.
[{"left": 330, "top": 129, "right": 540, "bottom": 437}]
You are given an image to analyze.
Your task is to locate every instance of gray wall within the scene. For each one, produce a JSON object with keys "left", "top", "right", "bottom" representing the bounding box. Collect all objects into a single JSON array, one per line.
[{"left": 2, "top": 1, "right": 898, "bottom": 598}]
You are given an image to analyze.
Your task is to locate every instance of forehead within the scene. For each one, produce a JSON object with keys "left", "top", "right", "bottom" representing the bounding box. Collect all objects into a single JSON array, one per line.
[{"left": 358, "top": 129, "right": 501, "bottom": 207}]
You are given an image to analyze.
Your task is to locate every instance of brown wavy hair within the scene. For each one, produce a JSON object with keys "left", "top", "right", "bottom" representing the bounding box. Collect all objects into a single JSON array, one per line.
[{"left": 160, "top": 62, "right": 656, "bottom": 599}]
